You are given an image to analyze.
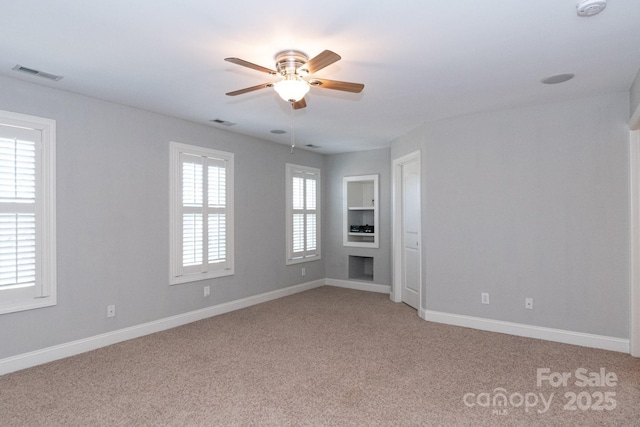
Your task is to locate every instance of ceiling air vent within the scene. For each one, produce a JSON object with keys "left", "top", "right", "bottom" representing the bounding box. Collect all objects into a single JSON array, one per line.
[
  {"left": 541, "top": 73, "right": 575, "bottom": 84},
  {"left": 209, "top": 119, "right": 236, "bottom": 126},
  {"left": 12, "top": 64, "right": 63, "bottom": 81},
  {"left": 305, "top": 144, "right": 321, "bottom": 149}
]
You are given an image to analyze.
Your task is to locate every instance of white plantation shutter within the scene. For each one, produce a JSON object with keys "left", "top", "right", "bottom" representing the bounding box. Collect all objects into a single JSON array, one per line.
[
  {"left": 170, "top": 143, "right": 234, "bottom": 284},
  {"left": 0, "top": 214, "right": 36, "bottom": 289},
  {"left": 292, "top": 213, "right": 304, "bottom": 253},
  {"left": 0, "top": 134, "right": 36, "bottom": 292},
  {"left": 286, "top": 164, "right": 320, "bottom": 264},
  {"left": 292, "top": 176, "right": 305, "bottom": 253},
  {"left": 181, "top": 156, "right": 203, "bottom": 268},
  {"left": 305, "top": 177, "right": 317, "bottom": 252},
  {"left": 208, "top": 163, "right": 226, "bottom": 264},
  {"left": 0, "top": 111, "right": 56, "bottom": 314}
]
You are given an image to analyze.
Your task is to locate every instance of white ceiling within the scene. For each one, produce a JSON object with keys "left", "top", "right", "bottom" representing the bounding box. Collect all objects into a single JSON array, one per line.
[{"left": 1, "top": 1, "right": 639, "bottom": 154}]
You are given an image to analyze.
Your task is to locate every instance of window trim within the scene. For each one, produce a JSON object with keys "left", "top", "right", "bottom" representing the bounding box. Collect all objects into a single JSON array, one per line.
[
  {"left": 286, "top": 163, "right": 321, "bottom": 265},
  {"left": 169, "top": 142, "right": 234, "bottom": 285},
  {"left": 0, "top": 109, "right": 56, "bottom": 315}
]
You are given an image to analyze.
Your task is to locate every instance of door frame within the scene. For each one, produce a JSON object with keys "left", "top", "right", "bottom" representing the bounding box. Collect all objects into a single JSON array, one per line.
[
  {"left": 630, "top": 117, "right": 640, "bottom": 356},
  {"left": 392, "top": 150, "right": 422, "bottom": 309}
]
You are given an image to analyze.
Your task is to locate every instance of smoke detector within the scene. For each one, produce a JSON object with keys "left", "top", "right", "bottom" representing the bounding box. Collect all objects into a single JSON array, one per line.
[{"left": 577, "top": 0, "right": 607, "bottom": 17}]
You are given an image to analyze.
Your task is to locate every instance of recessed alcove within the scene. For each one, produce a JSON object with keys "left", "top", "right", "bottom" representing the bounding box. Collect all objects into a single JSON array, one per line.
[{"left": 348, "top": 255, "right": 374, "bottom": 282}]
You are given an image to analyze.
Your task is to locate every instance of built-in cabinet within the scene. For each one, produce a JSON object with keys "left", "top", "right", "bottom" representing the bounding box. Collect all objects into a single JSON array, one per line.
[{"left": 343, "top": 174, "right": 379, "bottom": 248}]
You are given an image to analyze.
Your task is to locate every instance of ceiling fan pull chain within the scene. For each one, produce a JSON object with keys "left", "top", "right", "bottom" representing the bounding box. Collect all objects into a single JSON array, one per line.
[{"left": 290, "top": 105, "right": 295, "bottom": 153}]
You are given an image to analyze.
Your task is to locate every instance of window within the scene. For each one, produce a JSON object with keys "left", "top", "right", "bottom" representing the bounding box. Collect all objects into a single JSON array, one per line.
[
  {"left": 0, "top": 110, "right": 56, "bottom": 315},
  {"left": 170, "top": 142, "right": 234, "bottom": 284},
  {"left": 286, "top": 163, "right": 320, "bottom": 265}
]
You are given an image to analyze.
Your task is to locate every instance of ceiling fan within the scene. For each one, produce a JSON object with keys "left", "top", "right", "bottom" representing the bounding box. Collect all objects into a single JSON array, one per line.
[{"left": 224, "top": 50, "right": 364, "bottom": 109}]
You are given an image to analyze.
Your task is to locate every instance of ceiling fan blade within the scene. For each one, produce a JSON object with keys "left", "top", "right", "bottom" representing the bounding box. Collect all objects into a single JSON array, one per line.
[
  {"left": 225, "top": 83, "right": 273, "bottom": 96},
  {"left": 301, "top": 50, "right": 341, "bottom": 74},
  {"left": 224, "top": 57, "right": 277, "bottom": 75},
  {"left": 292, "top": 98, "right": 307, "bottom": 109},
  {"left": 308, "top": 78, "right": 364, "bottom": 93}
]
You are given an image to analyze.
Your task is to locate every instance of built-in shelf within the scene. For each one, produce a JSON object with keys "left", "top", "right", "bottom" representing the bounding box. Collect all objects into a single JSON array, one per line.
[{"left": 343, "top": 174, "right": 379, "bottom": 248}]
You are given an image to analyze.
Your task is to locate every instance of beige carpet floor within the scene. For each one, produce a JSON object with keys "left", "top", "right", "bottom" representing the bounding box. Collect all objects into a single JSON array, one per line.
[{"left": 1, "top": 286, "right": 639, "bottom": 426}]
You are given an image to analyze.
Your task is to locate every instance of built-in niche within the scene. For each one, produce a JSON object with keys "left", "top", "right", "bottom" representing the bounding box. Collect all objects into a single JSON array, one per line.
[
  {"left": 348, "top": 255, "right": 374, "bottom": 282},
  {"left": 343, "top": 174, "right": 379, "bottom": 248}
]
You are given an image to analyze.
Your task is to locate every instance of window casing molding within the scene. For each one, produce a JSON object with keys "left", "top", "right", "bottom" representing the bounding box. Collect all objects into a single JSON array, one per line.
[
  {"left": 286, "top": 163, "right": 321, "bottom": 265},
  {"left": 170, "top": 142, "right": 234, "bottom": 285},
  {"left": 0, "top": 110, "right": 56, "bottom": 315}
]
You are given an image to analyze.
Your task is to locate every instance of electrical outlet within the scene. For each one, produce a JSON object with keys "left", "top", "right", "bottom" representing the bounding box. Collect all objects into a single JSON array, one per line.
[
  {"left": 107, "top": 305, "right": 116, "bottom": 318},
  {"left": 301, "top": 267, "right": 306, "bottom": 277},
  {"left": 204, "top": 285, "right": 210, "bottom": 297},
  {"left": 525, "top": 298, "right": 533, "bottom": 309},
  {"left": 481, "top": 293, "right": 490, "bottom": 305}
]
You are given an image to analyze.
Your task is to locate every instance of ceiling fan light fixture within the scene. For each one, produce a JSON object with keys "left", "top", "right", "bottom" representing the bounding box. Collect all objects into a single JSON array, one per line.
[
  {"left": 225, "top": 49, "right": 363, "bottom": 109},
  {"left": 273, "top": 75, "right": 310, "bottom": 103}
]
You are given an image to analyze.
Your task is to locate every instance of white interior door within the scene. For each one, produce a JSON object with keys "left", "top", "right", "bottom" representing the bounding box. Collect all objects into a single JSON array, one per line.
[{"left": 401, "top": 159, "right": 421, "bottom": 309}]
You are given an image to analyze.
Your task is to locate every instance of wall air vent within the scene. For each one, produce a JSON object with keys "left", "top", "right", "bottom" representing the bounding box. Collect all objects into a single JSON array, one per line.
[{"left": 12, "top": 64, "right": 63, "bottom": 81}]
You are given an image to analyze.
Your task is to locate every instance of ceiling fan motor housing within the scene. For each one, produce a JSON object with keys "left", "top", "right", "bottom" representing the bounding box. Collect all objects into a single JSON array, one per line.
[{"left": 275, "top": 50, "right": 309, "bottom": 76}]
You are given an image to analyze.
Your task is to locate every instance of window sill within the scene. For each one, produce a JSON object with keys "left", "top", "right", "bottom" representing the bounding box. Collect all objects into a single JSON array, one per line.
[
  {"left": 170, "top": 269, "right": 234, "bottom": 285},
  {"left": 0, "top": 295, "right": 56, "bottom": 315},
  {"left": 286, "top": 255, "right": 321, "bottom": 266}
]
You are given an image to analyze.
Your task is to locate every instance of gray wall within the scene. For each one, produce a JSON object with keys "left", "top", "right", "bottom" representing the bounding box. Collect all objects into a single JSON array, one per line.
[
  {"left": 632, "top": 67, "right": 640, "bottom": 125},
  {"left": 1, "top": 72, "right": 632, "bottom": 360},
  {"left": 392, "top": 92, "right": 630, "bottom": 338},
  {"left": 325, "top": 149, "right": 391, "bottom": 285},
  {"left": 0, "top": 76, "right": 325, "bottom": 359}
]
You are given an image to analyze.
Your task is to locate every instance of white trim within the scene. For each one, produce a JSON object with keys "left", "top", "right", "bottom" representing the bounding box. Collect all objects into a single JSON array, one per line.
[
  {"left": 630, "top": 103, "right": 640, "bottom": 131},
  {"left": 285, "top": 163, "right": 321, "bottom": 265},
  {"left": 391, "top": 150, "right": 422, "bottom": 306},
  {"left": 420, "top": 309, "right": 629, "bottom": 354},
  {"left": 0, "top": 279, "right": 325, "bottom": 375},
  {"left": 169, "top": 142, "right": 235, "bottom": 285},
  {"left": 630, "top": 130, "right": 640, "bottom": 357},
  {"left": 3, "top": 278, "right": 635, "bottom": 375},
  {"left": 342, "top": 174, "right": 379, "bottom": 248},
  {"left": 0, "top": 110, "right": 56, "bottom": 314},
  {"left": 325, "top": 278, "right": 391, "bottom": 294}
]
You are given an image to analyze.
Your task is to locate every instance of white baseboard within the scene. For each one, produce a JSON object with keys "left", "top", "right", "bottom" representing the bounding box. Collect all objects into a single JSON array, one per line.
[
  {"left": 2, "top": 281, "right": 628, "bottom": 376},
  {"left": 325, "top": 278, "right": 391, "bottom": 294},
  {"left": 0, "top": 279, "right": 325, "bottom": 376},
  {"left": 420, "top": 308, "right": 630, "bottom": 354}
]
